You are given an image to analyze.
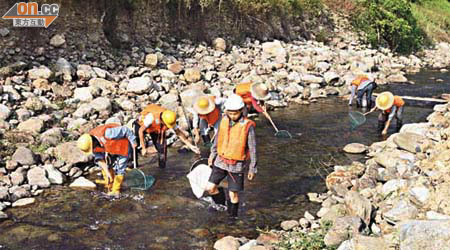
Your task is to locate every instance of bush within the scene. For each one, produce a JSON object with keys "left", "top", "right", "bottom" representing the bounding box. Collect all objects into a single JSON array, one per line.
[
  {"left": 277, "top": 221, "right": 337, "bottom": 250},
  {"left": 352, "top": 0, "right": 426, "bottom": 53}
]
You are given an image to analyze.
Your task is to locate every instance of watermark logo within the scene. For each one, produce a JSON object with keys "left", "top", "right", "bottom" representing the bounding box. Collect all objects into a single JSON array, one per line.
[{"left": 2, "top": 2, "right": 59, "bottom": 28}]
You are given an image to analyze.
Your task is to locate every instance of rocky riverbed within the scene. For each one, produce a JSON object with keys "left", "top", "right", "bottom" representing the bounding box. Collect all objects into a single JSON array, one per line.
[
  {"left": 213, "top": 102, "right": 450, "bottom": 249},
  {"left": 0, "top": 22, "right": 449, "bottom": 246}
]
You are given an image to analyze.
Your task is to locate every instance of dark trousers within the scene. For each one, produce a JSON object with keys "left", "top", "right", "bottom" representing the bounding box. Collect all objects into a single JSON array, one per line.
[
  {"left": 357, "top": 82, "right": 377, "bottom": 108},
  {"left": 133, "top": 121, "right": 167, "bottom": 168}
]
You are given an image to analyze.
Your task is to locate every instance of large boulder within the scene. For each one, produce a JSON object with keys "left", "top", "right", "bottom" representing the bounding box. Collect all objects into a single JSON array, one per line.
[
  {"left": 54, "top": 142, "right": 90, "bottom": 165},
  {"left": 214, "top": 236, "right": 240, "bottom": 250},
  {"left": 159, "top": 93, "right": 179, "bottom": 111},
  {"left": 399, "top": 220, "right": 450, "bottom": 250},
  {"left": 0, "top": 104, "right": 11, "bottom": 120},
  {"left": 127, "top": 76, "right": 152, "bottom": 94},
  {"left": 383, "top": 199, "right": 418, "bottom": 223},
  {"left": 27, "top": 166, "right": 50, "bottom": 188},
  {"left": 43, "top": 165, "right": 65, "bottom": 185},
  {"left": 374, "top": 149, "right": 416, "bottom": 170},
  {"left": 12, "top": 147, "right": 36, "bottom": 166},
  {"left": 394, "top": 132, "right": 426, "bottom": 153},
  {"left": 324, "top": 216, "right": 363, "bottom": 247}
]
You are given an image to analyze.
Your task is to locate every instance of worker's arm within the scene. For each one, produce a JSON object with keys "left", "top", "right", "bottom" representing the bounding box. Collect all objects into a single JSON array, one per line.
[
  {"left": 349, "top": 85, "right": 356, "bottom": 105},
  {"left": 174, "top": 127, "right": 200, "bottom": 154},
  {"left": 247, "top": 125, "right": 257, "bottom": 180},
  {"left": 383, "top": 106, "right": 397, "bottom": 135},
  {"left": 364, "top": 106, "right": 377, "bottom": 116},
  {"left": 208, "top": 131, "right": 218, "bottom": 166}
]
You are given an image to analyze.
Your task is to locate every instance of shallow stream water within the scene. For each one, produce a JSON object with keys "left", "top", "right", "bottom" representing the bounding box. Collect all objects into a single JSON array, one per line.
[{"left": 0, "top": 69, "right": 448, "bottom": 249}]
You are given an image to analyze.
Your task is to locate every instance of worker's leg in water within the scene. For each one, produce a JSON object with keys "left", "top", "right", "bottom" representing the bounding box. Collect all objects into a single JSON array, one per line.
[
  {"left": 150, "top": 132, "right": 166, "bottom": 168},
  {"left": 206, "top": 166, "right": 227, "bottom": 206},
  {"left": 226, "top": 172, "right": 244, "bottom": 217},
  {"left": 356, "top": 89, "right": 365, "bottom": 108}
]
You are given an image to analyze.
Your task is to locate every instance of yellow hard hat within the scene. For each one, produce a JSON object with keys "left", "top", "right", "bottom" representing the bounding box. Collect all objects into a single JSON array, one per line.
[
  {"left": 161, "top": 110, "right": 176, "bottom": 128},
  {"left": 77, "top": 134, "right": 93, "bottom": 155},
  {"left": 376, "top": 91, "right": 394, "bottom": 110}
]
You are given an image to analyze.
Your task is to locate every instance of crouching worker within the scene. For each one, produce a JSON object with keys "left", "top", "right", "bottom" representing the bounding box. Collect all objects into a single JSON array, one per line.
[
  {"left": 234, "top": 82, "right": 271, "bottom": 120},
  {"left": 349, "top": 74, "right": 377, "bottom": 108},
  {"left": 77, "top": 123, "right": 137, "bottom": 198},
  {"left": 134, "top": 104, "right": 200, "bottom": 169},
  {"left": 206, "top": 94, "right": 257, "bottom": 218},
  {"left": 365, "top": 91, "right": 405, "bottom": 135},
  {"left": 192, "top": 95, "right": 224, "bottom": 147}
]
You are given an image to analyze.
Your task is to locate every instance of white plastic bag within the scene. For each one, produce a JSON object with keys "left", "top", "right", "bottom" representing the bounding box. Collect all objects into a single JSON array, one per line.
[{"left": 186, "top": 164, "right": 212, "bottom": 199}]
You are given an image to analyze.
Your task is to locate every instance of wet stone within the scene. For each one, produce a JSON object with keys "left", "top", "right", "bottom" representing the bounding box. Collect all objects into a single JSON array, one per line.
[
  {"left": 280, "top": 220, "right": 299, "bottom": 231},
  {"left": 343, "top": 143, "right": 367, "bottom": 154},
  {"left": 12, "top": 197, "right": 35, "bottom": 207}
]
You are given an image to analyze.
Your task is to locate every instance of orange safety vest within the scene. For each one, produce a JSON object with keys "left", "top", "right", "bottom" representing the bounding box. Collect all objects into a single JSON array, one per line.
[
  {"left": 235, "top": 82, "right": 253, "bottom": 106},
  {"left": 386, "top": 96, "right": 405, "bottom": 113},
  {"left": 352, "top": 76, "right": 370, "bottom": 87},
  {"left": 199, "top": 107, "right": 220, "bottom": 127},
  {"left": 138, "top": 104, "right": 167, "bottom": 134},
  {"left": 217, "top": 116, "right": 255, "bottom": 162},
  {"left": 90, "top": 123, "right": 129, "bottom": 157}
]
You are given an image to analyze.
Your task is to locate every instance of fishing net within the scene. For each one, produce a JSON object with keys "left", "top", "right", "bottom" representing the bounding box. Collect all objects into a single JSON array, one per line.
[
  {"left": 349, "top": 111, "right": 366, "bottom": 130},
  {"left": 275, "top": 130, "right": 293, "bottom": 138},
  {"left": 124, "top": 169, "right": 155, "bottom": 191}
]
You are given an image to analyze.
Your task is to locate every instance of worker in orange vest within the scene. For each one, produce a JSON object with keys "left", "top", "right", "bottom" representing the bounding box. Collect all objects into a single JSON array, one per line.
[
  {"left": 192, "top": 95, "right": 225, "bottom": 146},
  {"left": 133, "top": 104, "right": 200, "bottom": 169},
  {"left": 365, "top": 91, "right": 405, "bottom": 135},
  {"left": 234, "top": 82, "right": 272, "bottom": 121},
  {"left": 206, "top": 94, "right": 257, "bottom": 218},
  {"left": 349, "top": 74, "right": 377, "bottom": 108},
  {"left": 77, "top": 123, "right": 137, "bottom": 198}
]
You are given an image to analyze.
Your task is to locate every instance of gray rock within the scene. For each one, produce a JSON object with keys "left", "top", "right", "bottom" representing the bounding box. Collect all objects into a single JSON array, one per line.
[
  {"left": 399, "top": 220, "right": 450, "bottom": 250},
  {"left": 324, "top": 71, "right": 340, "bottom": 84},
  {"left": 67, "top": 118, "right": 87, "bottom": 131},
  {"left": 43, "top": 165, "right": 65, "bottom": 185},
  {"left": 0, "top": 187, "right": 9, "bottom": 200},
  {"left": 16, "top": 108, "right": 31, "bottom": 121},
  {"left": 337, "top": 240, "right": 352, "bottom": 250},
  {"left": 387, "top": 73, "right": 407, "bottom": 83},
  {"left": 28, "top": 66, "right": 52, "bottom": 80},
  {"left": 0, "top": 104, "right": 11, "bottom": 120},
  {"left": 17, "top": 117, "right": 44, "bottom": 134},
  {"left": 93, "top": 67, "right": 108, "bottom": 78},
  {"left": 40, "top": 128, "right": 63, "bottom": 146},
  {"left": 74, "top": 87, "right": 93, "bottom": 102},
  {"left": 213, "top": 38, "right": 226, "bottom": 52},
  {"left": 9, "top": 185, "right": 30, "bottom": 201},
  {"left": 301, "top": 74, "right": 323, "bottom": 84},
  {"left": 409, "top": 187, "right": 430, "bottom": 206},
  {"left": 321, "top": 204, "right": 347, "bottom": 224},
  {"left": 49, "top": 34, "right": 65, "bottom": 47},
  {"left": 394, "top": 132, "right": 426, "bottom": 153},
  {"left": 426, "top": 211, "right": 450, "bottom": 220},
  {"left": 382, "top": 179, "right": 407, "bottom": 196},
  {"left": 127, "top": 76, "right": 152, "bottom": 94},
  {"left": 343, "top": 143, "right": 367, "bottom": 154},
  {"left": 374, "top": 149, "right": 416, "bottom": 170},
  {"left": 344, "top": 191, "right": 372, "bottom": 225},
  {"left": 262, "top": 40, "right": 287, "bottom": 58},
  {"left": 400, "top": 123, "right": 431, "bottom": 137},
  {"left": 24, "top": 96, "right": 44, "bottom": 111},
  {"left": 118, "top": 99, "right": 135, "bottom": 111},
  {"left": 159, "top": 93, "right": 179, "bottom": 111},
  {"left": 76, "top": 64, "right": 96, "bottom": 81},
  {"left": 214, "top": 236, "right": 240, "bottom": 250},
  {"left": 316, "top": 62, "right": 330, "bottom": 72},
  {"left": 184, "top": 68, "right": 201, "bottom": 83},
  {"left": 384, "top": 199, "right": 418, "bottom": 223},
  {"left": 433, "top": 104, "right": 448, "bottom": 112},
  {"left": 69, "top": 177, "right": 96, "bottom": 189},
  {"left": 54, "top": 142, "right": 90, "bottom": 165},
  {"left": 90, "top": 97, "right": 111, "bottom": 112},
  {"left": 317, "top": 207, "right": 331, "bottom": 218},
  {"left": 73, "top": 104, "right": 93, "bottom": 118},
  {"left": 324, "top": 216, "right": 363, "bottom": 247},
  {"left": 144, "top": 54, "right": 158, "bottom": 68},
  {"left": 12, "top": 197, "right": 35, "bottom": 207},
  {"left": 281, "top": 220, "right": 299, "bottom": 231},
  {"left": 0, "top": 211, "right": 7, "bottom": 220},
  {"left": 346, "top": 235, "right": 387, "bottom": 250},
  {"left": 12, "top": 147, "right": 36, "bottom": 165},
  {"left": 304, "top": 211, "right": 316, "bottom": 221},
  {"left": 0, "top": 28, "right": 10, "bottom": 37},
  {"left": 27, "top": 167, "right": 50, "bottom": 188},
  {"left": 10, "top": 168, "right": 27, "bottom": 186}
]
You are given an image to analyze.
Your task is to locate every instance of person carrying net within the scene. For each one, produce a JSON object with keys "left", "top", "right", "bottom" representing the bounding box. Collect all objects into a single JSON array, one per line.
[
  {"left": 348, "top": 74, "right": 377, "bottom": 109},
  {"left": 365, "top": 91, "right": 405, "bottom": 135}
]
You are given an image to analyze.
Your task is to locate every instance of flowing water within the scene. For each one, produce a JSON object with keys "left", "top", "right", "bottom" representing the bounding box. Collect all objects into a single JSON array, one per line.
[{"left": 0, "top": 69, "right": 448, "bottom": 249}]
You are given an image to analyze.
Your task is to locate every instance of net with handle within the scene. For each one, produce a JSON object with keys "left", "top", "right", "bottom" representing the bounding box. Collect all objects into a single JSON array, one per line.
[
  {"left": 349, "top": 111, "right": 366, "bottom": 131},
  {"left": 124, "top": 169, "right": 155, "bottom": 191}
]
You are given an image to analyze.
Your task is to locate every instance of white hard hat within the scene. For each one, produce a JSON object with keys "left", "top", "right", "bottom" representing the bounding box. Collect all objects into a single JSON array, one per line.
[{"left": 224, "top": 94, "right": 245, "bottom": 111}]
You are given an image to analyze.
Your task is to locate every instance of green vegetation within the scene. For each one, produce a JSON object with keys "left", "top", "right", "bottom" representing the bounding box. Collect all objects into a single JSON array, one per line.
[
  {"left": 411, "top": 0, "right": 450, "bottom": 42},
  {"left": 30, "top": 144, "right": 50, "bottom": 154},
  {"left": 277, "top": 221, "right": 337, "bottom": 250},
  {"left": 352, "top": 0, "right": 425, "bottom": 54}
]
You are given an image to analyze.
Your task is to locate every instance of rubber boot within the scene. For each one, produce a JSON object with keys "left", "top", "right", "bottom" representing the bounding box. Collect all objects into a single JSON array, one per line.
[
  {"left": 107, "top": 175, "right": 124, "bottom": 198},
  {"left": 396, "top": 120, "right": 403, "bottom": 132},
  {"left": 228, "top": 202, "right": 239, "bottom": 218},
  {"left": 158, "top": 156, "right": 166, "bottom": 169},
  {"left": 95, "top": 169, "right": 114, "bottom": 190},
  {"left": 211, "top": 187, "right": 226, "bottom": 206}
]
